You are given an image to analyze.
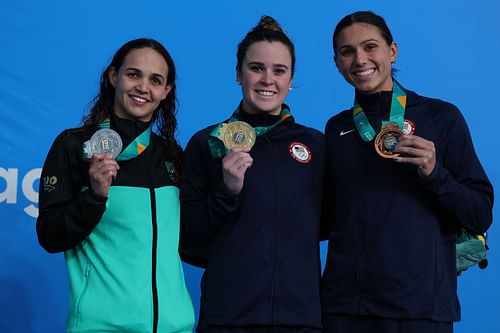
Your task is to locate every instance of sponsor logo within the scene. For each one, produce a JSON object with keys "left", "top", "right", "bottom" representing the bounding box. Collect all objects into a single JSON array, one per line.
[{"left": 340, "top": 128, "right": 355, "bottom": 136}]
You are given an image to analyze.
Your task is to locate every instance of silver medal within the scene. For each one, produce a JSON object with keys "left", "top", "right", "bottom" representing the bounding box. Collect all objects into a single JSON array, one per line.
[{"left": 83, "top": 128, "right": 123, "bottom": 159}]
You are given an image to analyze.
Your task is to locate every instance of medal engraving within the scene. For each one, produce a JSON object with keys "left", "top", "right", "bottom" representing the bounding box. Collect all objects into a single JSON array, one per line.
[
  {"left": 218, "top": 121, "right": 256, "bottom": 150},
  {"left": 374, "top": 123, "right": 402, "bottom": 158},
  {"left": 83, "top": 128, "right": 123, "bottom": 159}
]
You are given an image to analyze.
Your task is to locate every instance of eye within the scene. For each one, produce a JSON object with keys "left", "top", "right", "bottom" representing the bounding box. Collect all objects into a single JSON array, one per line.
[
  {"left": 126, "top": 72, "right": 139, "bottom": 79},
  {"left": 249, "top": 64, "right": 264, "bottom": 72},
  {"left": 151, "top": 77, "right": 163, "bottom": 86},
  {"left": 339, "top": 48, "right": 354, "bottom": 57},
  {"left": 365, "top": 43, "right": 378, "bottom": 51},
  {"left": 273, "top": 68, "right": 287, "bottom": 75}
]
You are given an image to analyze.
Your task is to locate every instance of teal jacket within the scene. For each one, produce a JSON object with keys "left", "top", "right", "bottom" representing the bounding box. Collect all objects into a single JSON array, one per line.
[{"left": 37, "top": 115, "right": 194, "bottom": 332}]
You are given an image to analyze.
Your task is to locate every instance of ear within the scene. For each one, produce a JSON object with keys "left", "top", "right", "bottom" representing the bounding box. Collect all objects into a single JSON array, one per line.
[
  {"left": 236, "top": 65, "right": 241, "bottom": 84},
  {"left": 389, "top": 42, "right": 398, "bottom": 63},
  {"left": 333, "top": 55, "right": 340, "bottom": 70},
  {"left": 108, "top": 67, "right": 117, "bottom": 88},
  {"left": 162, "top": 83, "right": 173, "bottom": 100}
]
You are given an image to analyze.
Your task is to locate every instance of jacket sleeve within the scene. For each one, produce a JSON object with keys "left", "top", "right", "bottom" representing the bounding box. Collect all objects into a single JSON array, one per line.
[
  {"left": 179, "top": 132, "right": 240, "bottom": 267},
  {"left": 422, "top": 102, "right": 494, "bottom": 235},
  {"left": 36, "top": 130, "right": 107, "bottom": 253}
]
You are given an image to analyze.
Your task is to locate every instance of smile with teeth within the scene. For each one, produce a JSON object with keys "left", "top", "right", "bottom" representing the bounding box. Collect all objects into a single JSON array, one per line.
[
  {"left": 130, "top": 95, "right": 148, "bottom": 103},
  {"left": 353, "top": 68, "right": 375, "bottom": 77},
  {"left": 256, "top": 90, "right": 276, "bottom": 96}
]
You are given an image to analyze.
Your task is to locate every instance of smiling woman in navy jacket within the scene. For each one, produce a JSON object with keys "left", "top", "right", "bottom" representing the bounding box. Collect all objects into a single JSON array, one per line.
[
  {"left": 180, "top": 16, "right": 326, "bottom": 333},
  {"left": 320, "top": 11, "right": 494, "bottom": 333}
]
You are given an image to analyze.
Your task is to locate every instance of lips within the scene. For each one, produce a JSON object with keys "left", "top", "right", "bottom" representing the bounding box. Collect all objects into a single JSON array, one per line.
[
  {"left": 353, "top": 68, "right": 376, "bottom": 77},
  {"left": 129, "top": 95, "right": 149, "bottom": 104},
  {"left": 255, "top": 89, "right": 277, "bottom": 97}
]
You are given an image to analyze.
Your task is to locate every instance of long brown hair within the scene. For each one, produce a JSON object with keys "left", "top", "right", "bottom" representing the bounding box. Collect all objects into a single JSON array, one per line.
[{"left": 82, "top": 38, "right": 181, "bottom": 164}]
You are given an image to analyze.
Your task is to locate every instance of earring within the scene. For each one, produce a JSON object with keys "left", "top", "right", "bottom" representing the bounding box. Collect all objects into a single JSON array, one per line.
[{"left": 236, "top": 80, "right": 241, "bottom": 85}]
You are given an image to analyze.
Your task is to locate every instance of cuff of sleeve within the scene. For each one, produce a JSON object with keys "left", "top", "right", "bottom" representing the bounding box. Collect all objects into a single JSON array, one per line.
[
  {"left": 420, "top": 162, "right": 448, "bottom": 192},
  {"left": 86, "top": 188, "right": 108, "bottom": 203}
]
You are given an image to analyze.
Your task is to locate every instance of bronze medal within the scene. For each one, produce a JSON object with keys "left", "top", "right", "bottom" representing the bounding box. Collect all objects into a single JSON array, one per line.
[
  {"left": 374, "top": 123, "right": 402, "bottom": 158},
  {"left": 218, "top": 121, "right": 256, "bottom": 150}
]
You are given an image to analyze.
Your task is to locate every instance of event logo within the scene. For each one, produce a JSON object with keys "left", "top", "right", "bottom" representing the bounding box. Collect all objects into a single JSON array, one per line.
[
  {"left": 0, "top": 167, "right": 41, "bottom": 218},
  {"left": 43, "top": 176, "right": 57, "bottom": 192}
]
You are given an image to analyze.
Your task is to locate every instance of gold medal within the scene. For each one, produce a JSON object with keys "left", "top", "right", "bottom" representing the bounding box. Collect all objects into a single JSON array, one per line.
[
  {"left": 218, "top": 121, "right": 256, "bottom": 150},
  {"left": 374, "top": 123, "right": 402, "bottom": 158}
]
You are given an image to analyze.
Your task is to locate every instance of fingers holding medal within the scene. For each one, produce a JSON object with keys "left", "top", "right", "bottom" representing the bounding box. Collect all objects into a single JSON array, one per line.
[
  {"left": 393, "top": 134, "right": 436, "bottom": 178},
  {"left": 84, "top": 128, "right": 123, "bottom": 197},
  {"left": 219, "top": 121, "right": 255, "bottom": 194},
  {"left": 88, "top": 153, "right": 120, "bottom": 197}
]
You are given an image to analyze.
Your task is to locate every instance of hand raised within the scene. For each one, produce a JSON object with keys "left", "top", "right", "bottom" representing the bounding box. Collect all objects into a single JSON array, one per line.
[
  {"left": 222, "top": 148, "right": 253, "bottom": 194},
  {"left": 88, "top": 153, "right": 120, "bottom": 197},
  {"left": 393, "top": 134, "right": 436, "bottom": 178}
]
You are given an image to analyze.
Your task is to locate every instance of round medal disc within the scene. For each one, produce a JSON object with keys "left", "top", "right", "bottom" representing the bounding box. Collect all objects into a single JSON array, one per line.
[
  {"left": 83, "top": 128, "right": 123, "bottom": 159},
  {"left": 219, "top": 121, "right": 256, "bottom": 150},
  {"left": 374, "top": 123, "right": 402, "bottom": 158}
]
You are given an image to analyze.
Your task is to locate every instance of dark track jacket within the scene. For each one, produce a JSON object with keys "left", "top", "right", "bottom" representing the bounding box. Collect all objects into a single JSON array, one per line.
[
  {"left": 180, "top": 106, "right": 326, "bottom": 329},
  {"left": 321, "top": 85, "right": 494, "bottom": 322}
]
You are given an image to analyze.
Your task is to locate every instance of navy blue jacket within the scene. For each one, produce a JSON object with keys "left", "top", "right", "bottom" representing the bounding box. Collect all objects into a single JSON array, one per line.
[
  {"left": 321, "top": 86, "right": 494, "bottom": 322},
  {"left": 180, "top": 107, "right": 326, "bottom": 329}
]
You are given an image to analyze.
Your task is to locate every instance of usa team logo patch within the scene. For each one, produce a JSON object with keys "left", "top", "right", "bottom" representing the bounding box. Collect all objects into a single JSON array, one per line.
[
  {"left": 288, "top": 142, "right": 312, "bottom": 164},
  {"left": 403, "top": 118, "right": 416, "bottom": 135}
]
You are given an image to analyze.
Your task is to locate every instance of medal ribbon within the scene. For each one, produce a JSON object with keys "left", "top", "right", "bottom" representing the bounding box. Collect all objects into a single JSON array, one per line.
[
  {"left": 99, "top": 118, "right": 151, "bottom": 161},
  {"left": 208, "top": 106, "right": 291, "bottom": 158},
  {"left": 352, "top": 81, "right": 407, "bottom": 142}
]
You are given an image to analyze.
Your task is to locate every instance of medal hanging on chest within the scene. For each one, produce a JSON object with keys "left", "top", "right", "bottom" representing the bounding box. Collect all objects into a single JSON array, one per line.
[{"left": 352, "top": 81, "right": 407, "bottom": 158}]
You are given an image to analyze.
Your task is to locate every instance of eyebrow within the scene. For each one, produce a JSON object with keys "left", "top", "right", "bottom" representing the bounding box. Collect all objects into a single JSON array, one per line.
[
  {"left": 338, "top": 38, "right": 381, "bottom": 49},
  {"left": 126, "top": 67, "right": 166, "bottom": 81},
  {"left": 247, "top": 61, "right": 289, "bottom": 69}
]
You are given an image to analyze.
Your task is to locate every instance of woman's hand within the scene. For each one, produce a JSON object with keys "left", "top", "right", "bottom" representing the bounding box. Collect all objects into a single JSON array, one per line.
[
  {"left": 88, "top": 153, "right": 120, "bottom": 197},
  {"left": 222, "top": 148, "right": 253, "bottom": 194},
  {"left": 393, "top": 134, "right": 436, "bottom": 178}
]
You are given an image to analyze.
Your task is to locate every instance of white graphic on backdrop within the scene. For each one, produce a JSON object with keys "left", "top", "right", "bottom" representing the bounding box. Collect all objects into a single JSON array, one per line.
[{"left": 0, "top": 167, "right": 41, "bottom": 218}]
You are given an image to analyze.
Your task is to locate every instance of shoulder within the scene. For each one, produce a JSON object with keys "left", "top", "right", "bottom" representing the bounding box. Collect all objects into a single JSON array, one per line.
[
  {"left": 189, "top": 124, "right": 218, "bottom": 142},
  {"left": 407, "top": 89, "right": 464, "bottom": 123},
  {"left": 325, "top": 108, "right": 352, "bottom": 134},
  {"left": 184, "top": 124, "right": 219, "bottom": 156},
  {"left": 49, "top": 125, "right": 95, "bottom": 151},
  {"left": 291, "top": 121, "right": 324, "bottom": 139}
]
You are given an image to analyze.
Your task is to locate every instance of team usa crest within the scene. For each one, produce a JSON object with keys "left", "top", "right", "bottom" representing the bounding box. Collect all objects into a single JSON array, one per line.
[
  {"left": 288, "top": 142, "right": 312, "bottom": 164},
  {"left": 403, "top": 118, "right": 416, "bottom": 135}
]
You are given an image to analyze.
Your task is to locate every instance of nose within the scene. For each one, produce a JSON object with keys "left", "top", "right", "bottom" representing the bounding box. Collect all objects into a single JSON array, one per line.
[
  {"left": 260, "top": 69, "right": 273, "bottom": 85},
  {"left": 136, "top": 78, "right": 148, "bottom": 92},
  {"left": 354, "top": 51, "right": 367, "bottom": 66}
]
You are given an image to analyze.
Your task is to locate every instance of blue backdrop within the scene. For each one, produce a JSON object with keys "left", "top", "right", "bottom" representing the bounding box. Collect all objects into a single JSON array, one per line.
[{"left": 1, "top": 1, "right": 498, "bottom": 332}]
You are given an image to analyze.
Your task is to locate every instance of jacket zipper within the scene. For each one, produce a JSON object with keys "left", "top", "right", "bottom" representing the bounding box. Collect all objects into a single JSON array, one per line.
[
  {"left": 150, "top": 188, "right": 159, "bottom": 333},
  {"left": 268, "top": 137, "right": 279, "bottom": 324},
  {"left": 141, "top": 141, "right": 158, "bottom": 333}
]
